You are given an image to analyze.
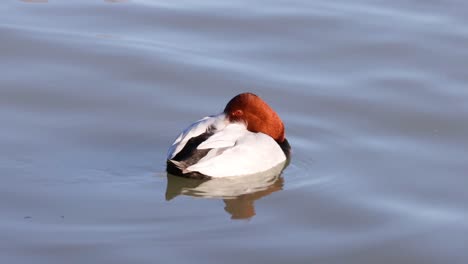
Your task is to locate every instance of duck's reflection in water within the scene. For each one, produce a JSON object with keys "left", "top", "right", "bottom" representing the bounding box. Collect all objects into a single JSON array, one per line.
[
  {"left": 222, "top": 177, "right": 283, "bottom": 219},
  {"left": 165, "top": 164, "right": 285, "bottom": 220}
]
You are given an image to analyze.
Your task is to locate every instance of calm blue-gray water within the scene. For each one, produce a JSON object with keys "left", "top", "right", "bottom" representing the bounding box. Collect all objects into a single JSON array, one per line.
[{"left": 1, "top": 0, "right": 468, "bottom": 263}]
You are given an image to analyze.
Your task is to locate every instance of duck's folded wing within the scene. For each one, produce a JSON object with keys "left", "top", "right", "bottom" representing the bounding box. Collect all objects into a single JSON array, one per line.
[
  {"left": 185, "top": 132, "right": 287, "bottom": 178},
  {"left": 167, "top": 114, "right": 225, "bottom": 160},
  {"left": 197, "top": 123, "right": 246, "bottom": 150}
]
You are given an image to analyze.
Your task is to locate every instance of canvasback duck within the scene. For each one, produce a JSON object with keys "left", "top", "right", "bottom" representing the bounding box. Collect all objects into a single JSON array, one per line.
[{"left": 166, "top": 93, "right": 291, "bottom": 179}]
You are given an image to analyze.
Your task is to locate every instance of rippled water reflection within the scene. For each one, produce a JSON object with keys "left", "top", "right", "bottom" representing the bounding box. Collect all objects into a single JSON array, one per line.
[
  {"left": 166, "top": 173, "right": 284, "bottom": 220},
  {"left": 1, "top": 0, "right": 468, "bottom": 263}
]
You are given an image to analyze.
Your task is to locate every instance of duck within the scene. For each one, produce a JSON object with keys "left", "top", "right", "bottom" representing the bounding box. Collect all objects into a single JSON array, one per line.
[{"left": 166, "top": 92, "right": 291, "bottom": 179}]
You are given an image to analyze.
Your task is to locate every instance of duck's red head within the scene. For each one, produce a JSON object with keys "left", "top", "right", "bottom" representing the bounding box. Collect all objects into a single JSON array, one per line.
[{"left": 223, "top": 93, "right": 285, "bottom": 142}]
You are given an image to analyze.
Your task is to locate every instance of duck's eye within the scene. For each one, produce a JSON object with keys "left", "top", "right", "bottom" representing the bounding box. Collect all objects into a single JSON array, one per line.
[{"left": 232, "top": 110, "right": 243, "bottom": 117}]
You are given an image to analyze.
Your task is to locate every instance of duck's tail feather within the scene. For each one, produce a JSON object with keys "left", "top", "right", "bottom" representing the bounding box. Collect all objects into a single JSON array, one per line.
[{"left": 166, "top": 160, "right": 210, "bottom": 180}]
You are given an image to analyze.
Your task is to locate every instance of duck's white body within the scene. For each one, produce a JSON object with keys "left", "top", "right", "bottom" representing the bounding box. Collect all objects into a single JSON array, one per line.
[{"left": 167, "top": 114, "right": 287, "bottom": 178}]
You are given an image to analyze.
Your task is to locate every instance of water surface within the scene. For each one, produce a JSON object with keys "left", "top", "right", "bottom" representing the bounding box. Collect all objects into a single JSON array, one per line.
[{"left": 1, "top": 0, "right": 468, "bottom": 263}]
